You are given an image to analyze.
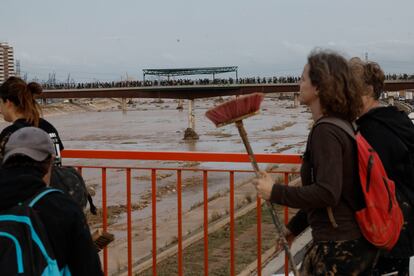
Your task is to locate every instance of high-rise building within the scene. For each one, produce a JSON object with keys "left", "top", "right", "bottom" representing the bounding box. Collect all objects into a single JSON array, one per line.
[{"left": 0, "top": 43, "right": 15, "bottom": 83}]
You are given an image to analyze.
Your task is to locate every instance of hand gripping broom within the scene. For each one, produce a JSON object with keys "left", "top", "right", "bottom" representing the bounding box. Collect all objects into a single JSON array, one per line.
[{"left": 205, "top": 93, "right": 298, "bottom": 275}]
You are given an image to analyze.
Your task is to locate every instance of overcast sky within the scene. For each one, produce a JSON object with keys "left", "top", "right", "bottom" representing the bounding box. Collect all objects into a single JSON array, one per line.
[{"left": 1, "top": 0, "right": 413, "bottom": 82}]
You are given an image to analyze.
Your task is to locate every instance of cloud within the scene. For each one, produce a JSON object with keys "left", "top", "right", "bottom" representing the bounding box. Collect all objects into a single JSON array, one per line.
[{"left": 282, "top": 41, "right": 310, "bottom": 56}]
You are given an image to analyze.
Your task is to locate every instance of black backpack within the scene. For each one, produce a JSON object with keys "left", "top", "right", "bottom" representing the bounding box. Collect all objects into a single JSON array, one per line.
[
  {"left": 50, "top": 166, "right": 97, "bottom": 214},
  {"left": 0, "top": 188, "right": 62, "bottom": 276}
]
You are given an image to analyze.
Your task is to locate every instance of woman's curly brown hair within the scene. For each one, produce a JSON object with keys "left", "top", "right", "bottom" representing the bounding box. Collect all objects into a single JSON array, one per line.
[
  {"left": 307, "top": 50, "right": 363, "bottom": 121},
  {"left": 349, "top": 57, "right": 385, "bottom": 100},
  {"left": 364, "top": 62, "right": 385, "bottom": 100}
]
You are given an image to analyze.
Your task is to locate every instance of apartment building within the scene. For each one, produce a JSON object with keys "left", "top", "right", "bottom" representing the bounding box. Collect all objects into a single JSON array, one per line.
[{"left": 0, "top": 43, "right": 15, "bottom": 83}]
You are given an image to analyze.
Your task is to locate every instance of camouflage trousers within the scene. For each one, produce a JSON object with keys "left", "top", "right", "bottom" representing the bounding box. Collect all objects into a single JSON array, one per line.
[{"left": 300, "top": 238, "right": 378, "bottom": 276}]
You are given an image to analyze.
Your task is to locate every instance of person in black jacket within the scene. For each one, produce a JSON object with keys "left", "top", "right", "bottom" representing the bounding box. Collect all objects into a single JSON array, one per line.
[
  {"left": 351, "top": 58, "right": 414, "bottom": 276},
  {"left": 0, "top": 127, "right": 103, "bottom": 275},
  {"left": 0, "top": 77, "right": 64, "bottom": 165}
]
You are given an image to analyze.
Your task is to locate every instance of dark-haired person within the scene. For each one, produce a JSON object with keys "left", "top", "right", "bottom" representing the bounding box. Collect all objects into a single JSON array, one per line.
[
  {"left": 253, "top": 50, "right": 377, "bottom": 275},
  {"left": 350, "top": 58, "right": 414, "bottom": 276},
  {"left": 0, "top": 127, "right": 103, "bottom": 275},
  {"left": 0, "top": 76, "right": 64, "bottom": 164}
]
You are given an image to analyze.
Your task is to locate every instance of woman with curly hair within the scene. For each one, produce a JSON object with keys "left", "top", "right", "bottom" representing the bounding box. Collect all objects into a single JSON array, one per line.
[
  {"left": 254, "top": 50, "right": 378, "bottom": 275},
  {"left": 0, "top": 76, "right": 64, "bottom": 164},
  {"left": 351, "top": 58, "right": 414, "bottom": 276}
]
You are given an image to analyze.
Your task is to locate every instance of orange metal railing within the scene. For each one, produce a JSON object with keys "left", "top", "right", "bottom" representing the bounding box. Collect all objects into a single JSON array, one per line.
[{"left": 61, "top": 149, "right": 302, "bottom": 276}]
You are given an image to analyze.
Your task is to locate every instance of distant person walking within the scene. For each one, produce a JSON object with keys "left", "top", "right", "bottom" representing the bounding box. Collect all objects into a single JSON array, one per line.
[
  {"left": 350, "top": 58, "right": 414, "bottom": 276},
  {"left": 0, "top": 127, "right": 103, "bottom": 275},
  {"left": 254, "top": 50, "right": 378, "bottom": 275},
  {"left": 0, "top": 77, "right": 64, "bottom": 165}
]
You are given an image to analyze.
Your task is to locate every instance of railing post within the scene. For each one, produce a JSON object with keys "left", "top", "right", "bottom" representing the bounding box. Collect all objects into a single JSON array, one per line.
[
  {"left": 126, "top": 168, "right": 132, "bottom": 276},
  {"left": 177, "top": 170, "right": 183, "bottom": 276},
  {"left": 230, "top": 171, "right": 235, "bottom": 276},
  {"left": 152, "top": 169, "right": 157, "bottom": 276},
  {"left": 203, "top": 170, "right": 208, "bottom": 276},
  {"left": 284, "top": 172, "right": 289, "bottom": 276},
  {"left": 102, "top": 168, "right": 108, "bottom": 276},
  {"left": 257, "top": 196, "right": 262, "bottom": 276}
]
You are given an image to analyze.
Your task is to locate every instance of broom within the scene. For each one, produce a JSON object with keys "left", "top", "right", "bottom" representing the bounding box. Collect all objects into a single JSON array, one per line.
[{"left": 205, "top": 93, "right": 299, "bottom": 275}]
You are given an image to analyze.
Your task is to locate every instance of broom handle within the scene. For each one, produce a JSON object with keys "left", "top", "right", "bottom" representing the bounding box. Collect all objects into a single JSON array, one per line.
[
  {"left": 235, "top": 121, "right": 260, "bottom": 174},
  {"left": 235, "top": 120, "right": 299, "bottom": 276}
]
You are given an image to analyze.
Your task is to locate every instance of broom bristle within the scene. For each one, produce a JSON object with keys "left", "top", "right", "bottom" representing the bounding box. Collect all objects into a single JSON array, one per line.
[
  {"left": 92, "top": 229, "right": 114, "bottom": 251},
  {"left": 205, "top": 93, "right": 264, "bottom": 127}
]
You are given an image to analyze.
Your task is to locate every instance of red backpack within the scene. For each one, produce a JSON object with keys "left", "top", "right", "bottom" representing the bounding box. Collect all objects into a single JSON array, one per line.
[{"left": 317, "top": 117, "right": 404, "bottom": 250}]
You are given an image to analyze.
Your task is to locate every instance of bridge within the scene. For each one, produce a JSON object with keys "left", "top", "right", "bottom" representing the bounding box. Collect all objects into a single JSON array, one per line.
[
  {"left": 38, "top": 81, "right": 414, "bottom": 140},
  {"left": 39, "top": 81, "right": 414, "bottom": 100}
]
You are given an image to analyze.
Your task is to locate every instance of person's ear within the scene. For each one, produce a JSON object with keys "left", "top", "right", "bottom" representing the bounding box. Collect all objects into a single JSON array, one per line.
[
  {"left": 42, "top": 159, "right": 53, "bottom": 186},
  {"left": 367, "top": 85, "right": 374, "bottom": 97},
  {"left": 4, "top": 99, "right": 14, "bottom": 109}
]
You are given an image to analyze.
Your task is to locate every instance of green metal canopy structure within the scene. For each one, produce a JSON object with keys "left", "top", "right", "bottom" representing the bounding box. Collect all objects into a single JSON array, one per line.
[{"left": 142, "top": 66, "right": 238, "bottom": 81}]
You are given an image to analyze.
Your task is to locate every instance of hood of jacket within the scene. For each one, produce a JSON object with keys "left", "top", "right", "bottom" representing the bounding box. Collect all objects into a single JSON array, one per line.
[
  {"left": 0, "top": 167, "right": 46, "bottom": 210},
  {"left": 357, "top": 106, "right": 414, "bottom": 152}
]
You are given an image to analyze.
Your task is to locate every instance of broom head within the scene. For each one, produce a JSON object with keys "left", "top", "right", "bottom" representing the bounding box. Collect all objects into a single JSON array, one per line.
[
  {"left": 92, "top": 228, "right": 114, "bottom": 252},
  {"left": 205, "top": 93, "right": 264, "bottom": 127}
]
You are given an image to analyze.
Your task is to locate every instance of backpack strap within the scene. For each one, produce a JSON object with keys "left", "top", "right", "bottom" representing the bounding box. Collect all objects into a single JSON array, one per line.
[
  {"left": 312, "top": 117, "right": 357, "bottom": 229},
  {"left": 315, "top": 117, "right": 356, "bottom": 139},
  {"left": 87, "top": 194, "right": 97, "bottom": 215},
  {"left": 28, "top": 188, "right": 64, "bottom": 208}
]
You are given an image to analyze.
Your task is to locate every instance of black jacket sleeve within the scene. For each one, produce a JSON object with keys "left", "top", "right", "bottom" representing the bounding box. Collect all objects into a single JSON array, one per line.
[
  {"left": 67, "top": 208, "right": 103, "bottom": 276},
  {"left": 36, "top": 193, "right": 103, "bottom": 276}
]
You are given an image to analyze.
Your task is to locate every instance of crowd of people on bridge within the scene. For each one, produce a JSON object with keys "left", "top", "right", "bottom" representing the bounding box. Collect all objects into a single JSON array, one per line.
[
  {"left": 0, "top": 49, "right": 413, "bottom": 275},
  {"left": 38, "top": 72, "right": 414, "bottom": 90},
  {"left": 39, "top": 75, "right": 304, "bottom": 89}
]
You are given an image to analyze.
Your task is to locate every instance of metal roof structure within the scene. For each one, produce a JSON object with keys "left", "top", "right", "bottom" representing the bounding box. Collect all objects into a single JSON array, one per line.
[{"left": 143, "top": 66, "right": 237, "bottom": 77}]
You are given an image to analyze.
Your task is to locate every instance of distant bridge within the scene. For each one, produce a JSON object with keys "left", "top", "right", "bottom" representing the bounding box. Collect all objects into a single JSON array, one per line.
[{"left": 39, "top": 81, "right": 414, "bottom": 100}]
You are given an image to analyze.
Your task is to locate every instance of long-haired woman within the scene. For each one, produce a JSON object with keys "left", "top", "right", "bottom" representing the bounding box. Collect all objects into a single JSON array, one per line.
[
  {"left": 254, "top": 50, "right": 378, "bottom": 275},
  {"left": 0, "top": 76, "right": 64, "bottom": 164}
]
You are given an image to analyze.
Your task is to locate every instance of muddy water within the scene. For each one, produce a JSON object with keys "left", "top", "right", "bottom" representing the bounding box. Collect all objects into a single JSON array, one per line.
[
  {"left": 0, "top": 96, "right": 312, "bottom": 274},
  {"left": 52, "top": 97, "right": 310, "bottom": 154}
]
